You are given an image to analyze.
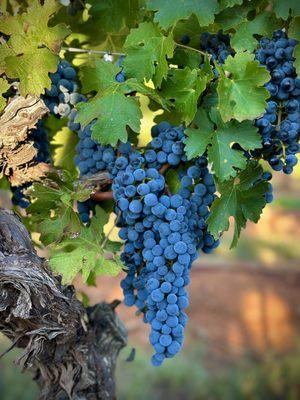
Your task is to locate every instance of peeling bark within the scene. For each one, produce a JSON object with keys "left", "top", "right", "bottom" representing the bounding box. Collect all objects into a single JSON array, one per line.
[
  {"left": 0, "top": 208, "right": 127, "bottom": 400},
  {"left": 0, "top": 96, "right": 50, "bottom": 186}
]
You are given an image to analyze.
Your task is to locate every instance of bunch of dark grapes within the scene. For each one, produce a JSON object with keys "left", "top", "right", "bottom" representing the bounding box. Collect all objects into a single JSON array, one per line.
[
  {"left": 73, "top": 117, "right": 116, "bottom": 222},
  {"left": 254, "top": 30, "right": 299, "bottom": 174},
  {"left": 114, "top": 122, "right": 219, "bottom": 365},
  {"left": 43, "top": 60, "right": 85, "bottom": 119},
  {"left": 11, "top": 121, "right": 51, "bottom": 207},
  {"left": 200, "top": 30, "right": 234, "bottom": 64}
]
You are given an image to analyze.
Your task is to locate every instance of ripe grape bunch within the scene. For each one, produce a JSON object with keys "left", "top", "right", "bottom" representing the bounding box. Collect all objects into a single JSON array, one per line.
[
  {"left": 74, "top": 112, "right": 220, "bottom": 364},
  {"left": 254, "top": 30, "right": 299, "bottom": 174},
  {"left": 115, "top": 123, "right": 219, "bottom": 366}
]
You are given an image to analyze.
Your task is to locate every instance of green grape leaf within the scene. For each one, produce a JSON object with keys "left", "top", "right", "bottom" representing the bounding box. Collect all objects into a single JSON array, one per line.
[
  {"left": 271, "top": 0, "right": 300, "bottom": 20},
  {"left": 289, "top": 17, "right": 300, "bottom": 75},
  {"left": 0, "top": 77, "right": 10, "bottom": 111},
  {"left": 184, "top": 108, "right": 214, "bottom": 159},
  {"left": 216, "top": 52, "right": 270, "bottom": 122},
  {"left": 146, "top": 0, "right": 219, "bottom": 29},
  {"left": 160, "top": 64, "right": 213, "bottom": 124},
  {"left": 185, "top": 108, "right": 262, "bottom": 180},
  {"left": 49, "top": 207, "right": 122, "bottom": 283},
  {"left": 88, "top": 0, "right": 140, "bottom": 32},
  {"left": 208, "top": 117, "right": 262, "bottom": 181},
  {"left": 207, "top": 162, "right": 269, "bottom": 248},
  {"left": 79, "top": 59, "right": 120, "bottom": 93},
  {"left": 76, "top": 60, "right": 142, "bottom": 145},
  {"left": 76, "top": 93, "right": 142, "bottom": 146},
  {"left": 39, "top": 208, "right": 80, "bottom": 246},
  {"left": 27, "top": 171, "right": 89, "bottom": 245},
  {"left": 231, "top": 11, "right": 279, "bottom": 52},
  {"left": 213, "top": 1, "right": 259, "bottom": 31},
  {"left": 0, "top": 0, "right": 69, "bottom": 95},
  {"left": 123, "top": 22, "right": 175, "bottom": 86}
]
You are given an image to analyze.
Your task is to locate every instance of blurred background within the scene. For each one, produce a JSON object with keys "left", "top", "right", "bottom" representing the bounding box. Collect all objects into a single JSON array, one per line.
[{"left": 1, "top": 100, "right": 300, "bottom": 399}]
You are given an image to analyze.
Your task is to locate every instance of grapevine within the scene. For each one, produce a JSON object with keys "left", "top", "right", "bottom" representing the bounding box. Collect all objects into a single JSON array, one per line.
[{"left": 0, "top": 0, "right": 299, "bottom": 378}]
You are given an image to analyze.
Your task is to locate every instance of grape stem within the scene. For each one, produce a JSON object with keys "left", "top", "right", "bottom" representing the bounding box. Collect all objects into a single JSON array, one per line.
[
  {"left": 175, "top": 43, "right": 207, "bottom": 57},
  {"left": 159, "top": 163, "right": 170, "bottom": 175},
  {"left": 276, "top": 102, "right": 286, "bottom": 160},
  {"left": 90, "top": 191, "right": 114, "bottom": 201}
]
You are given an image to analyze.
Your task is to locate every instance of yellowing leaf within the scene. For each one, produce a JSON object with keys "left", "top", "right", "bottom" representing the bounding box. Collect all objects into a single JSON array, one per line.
[{"left": 0, "top": 0, "right": 69, "bottom": 95}]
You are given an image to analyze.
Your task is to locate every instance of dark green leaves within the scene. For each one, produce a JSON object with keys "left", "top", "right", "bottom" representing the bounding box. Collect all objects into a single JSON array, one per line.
[
  {"left": 76, "top": 60, "right": 142, "bottom": 145},
  {"left": 160, "top": 62, "right": 213, "bottom": 124},
  {"left": 76, "top": 93, "right": 142, "bottom": 145},
  {"left": 231, "top": 11, "right": 279, "bottom": 52},
  {"left": 28, "top": 171, "right": 122, "bottom": 283},
  {"left": 185, "top": 109, "right": 262, "bottom": 181},
  {"left": 289, "top": 17, "right": 300, "bottom": 75},
  {"left": 49, "top": 208, "right": 122, "bottom": 283},
  {"left": 216, "top": 52, "right": 270, "bottom": 122},
  {"left": 123, "top": 22, "right": 175, "bottom": 87},
  {"left": 271, "top": 0, "right": 300, "bottom": 20},
  {"left": 88, "top": 0, "right": 140, "bottom": 32},
  {"left": 147, "top": 0, "right": 218, "bottom": 29},
  {"left": 184, "top": 108, "right": 213, "bottom": 160},
  {"left": 207, "top": 162, "right": 269, "bottom": 248},
  {"left": 0, "top": 0, "right": 69, "bottom": 95},
  {"left": 27, "top": 171, "right": 86, "bottom": 245}
]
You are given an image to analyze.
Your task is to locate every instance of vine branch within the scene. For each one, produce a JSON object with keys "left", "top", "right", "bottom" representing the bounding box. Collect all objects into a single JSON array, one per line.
[
  {"left": 62, "top": 43, "right": 207, "bottom": 58},
  {"left": 0, "top": 208, "right": 127, "bottom": 400}
]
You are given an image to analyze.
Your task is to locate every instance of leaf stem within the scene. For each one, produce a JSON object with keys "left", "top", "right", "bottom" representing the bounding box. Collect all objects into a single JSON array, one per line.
[
  {"left": 175, "top": 43, "right": 207, "bottom": 57},
  {"left": 276, "top": 102, "right": 286, "bottom": 160}
]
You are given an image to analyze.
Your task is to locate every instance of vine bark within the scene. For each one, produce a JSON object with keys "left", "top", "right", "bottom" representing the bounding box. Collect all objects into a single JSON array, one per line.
[{"left": 0, "top": 208, "right": 127, "bottom": 400}]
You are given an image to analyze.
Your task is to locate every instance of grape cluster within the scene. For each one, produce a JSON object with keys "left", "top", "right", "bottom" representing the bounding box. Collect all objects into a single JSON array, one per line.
[
  {"left": 43, "top": 60, "right": 85, "bottom": 119},
  {"left": 11, "top": 121, "right": 50, "bottom": 208},
  {"left": 114, "top": 122, "right": 219, "bottom": 365},
  {"left": 200, "top": 30, "right": 234, "bottom": 64},
  {"left": 72, "top": 117, "right": 116, "bottom": 222},
  {"left": 254, "top": 30, "right": 299, "bottom": 173}
]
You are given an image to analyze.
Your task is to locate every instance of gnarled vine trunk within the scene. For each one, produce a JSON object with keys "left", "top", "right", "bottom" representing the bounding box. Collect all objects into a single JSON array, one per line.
[{"left": 0, "top": 208, "right": 127, "bottom": 400}]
